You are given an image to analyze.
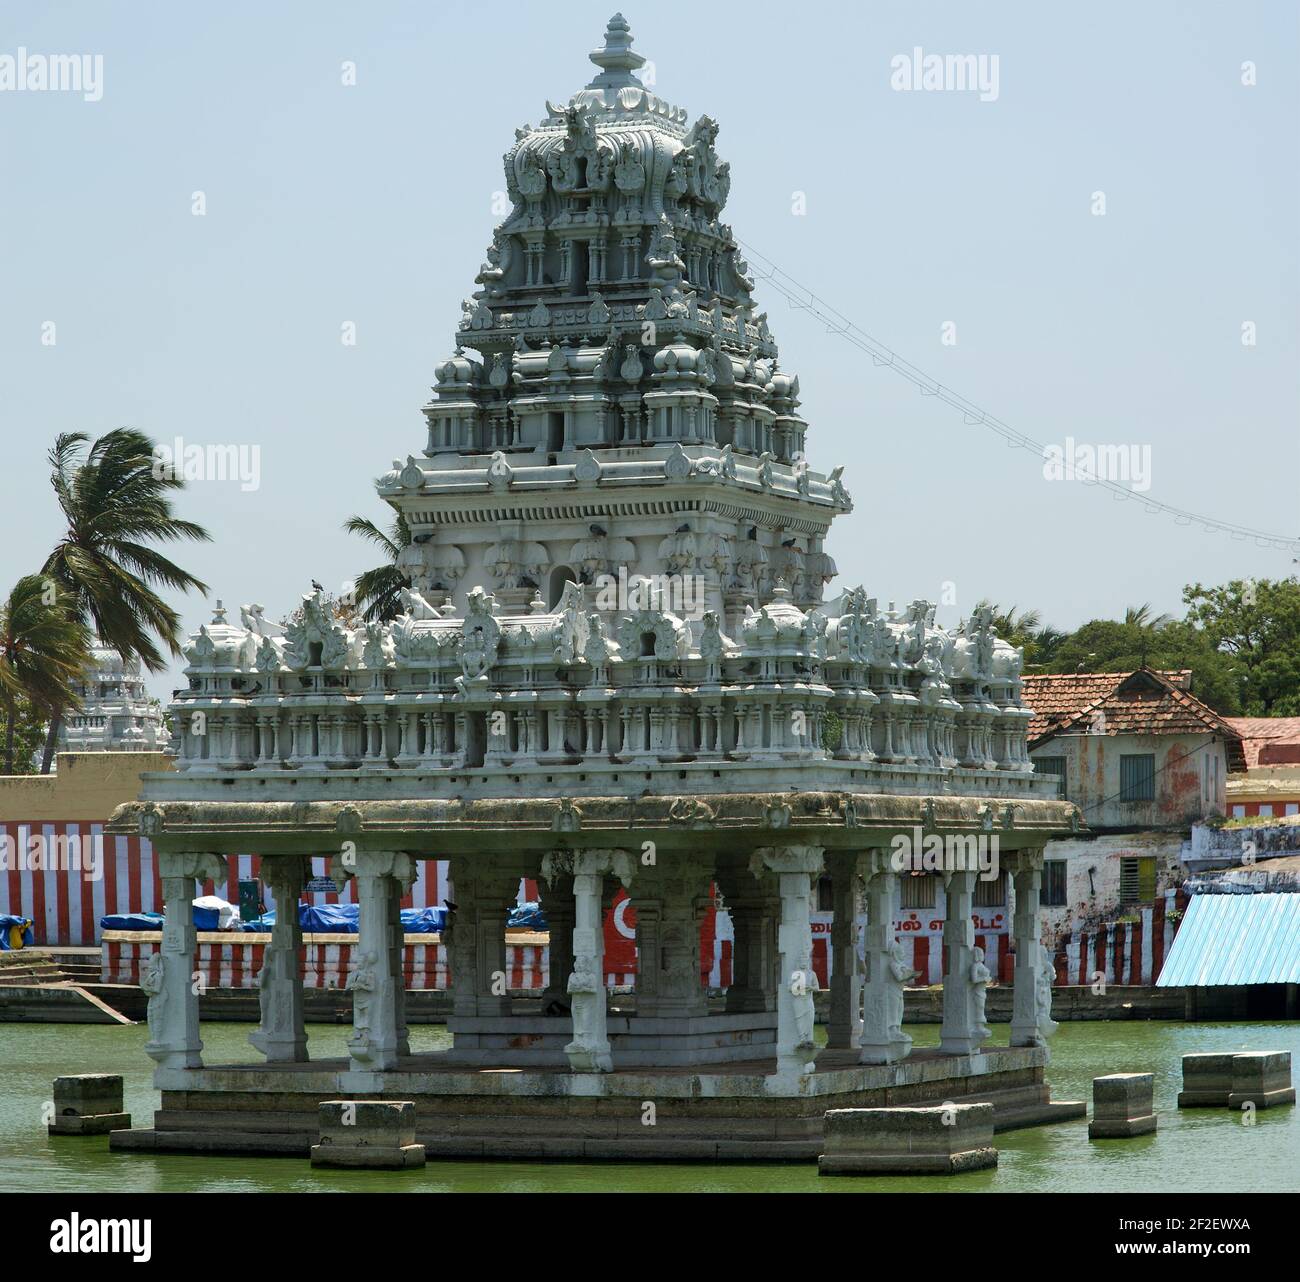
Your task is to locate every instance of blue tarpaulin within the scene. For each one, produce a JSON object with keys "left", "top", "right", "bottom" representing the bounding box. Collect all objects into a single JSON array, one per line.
[
  {"left": 508, "top": 901, "right": 547, "bottom": 929},
  {"left": 106, "top": 902, "right": 451, "bottom": 935},
  {"left": 239, "top": 903, "right": 448, "bottom": 934},
  {"left": 100, "top": 912, "right": 165, "bottom": 932},
  {"left": 1, "top": 915, "right": 34, "bottom": 950}
]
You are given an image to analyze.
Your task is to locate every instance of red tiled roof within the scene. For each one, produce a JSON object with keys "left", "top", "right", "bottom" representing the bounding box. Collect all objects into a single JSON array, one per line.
[
  {"left": 1224, "top": 717, "right": 1300, "bottom": 770},
  {"left": 1022, "top": 669, "right": 1245, "bottom": 769},
  {"left": 1020, "top": 670, "right": 1191, "bottom": 741}
]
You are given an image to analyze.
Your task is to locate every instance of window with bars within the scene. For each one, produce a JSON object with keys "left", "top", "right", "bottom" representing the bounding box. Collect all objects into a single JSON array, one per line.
[
  {"left": 1035, "top": 755, "right": 1068, "bottom": 798},
  {"left": 973, "top": 871, "right": 1006, "bottom": 907},
  {"left": 1119, "top": 753, "right": 1156, "bottom": 802},
  {"left": 816, "top": 877, "right": 834, "bottom": 912},
  {"left": 899, "top": 874, "right": 936, "bottom": 909},
  {"left": 1042, "top": 861, "right": 1068, "bottom": 907},
  {"left": 1119, "top": 855, "right": 1157, "bottom": 904}
]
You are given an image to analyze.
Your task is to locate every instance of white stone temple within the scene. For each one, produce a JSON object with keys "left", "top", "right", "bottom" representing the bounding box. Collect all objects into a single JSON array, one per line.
[
  {"left": 55, "top": 639, "right": 166, "bottom": 755},
  {"left": 110, "top": 15, "right": 1084, "bottom": 1162}
]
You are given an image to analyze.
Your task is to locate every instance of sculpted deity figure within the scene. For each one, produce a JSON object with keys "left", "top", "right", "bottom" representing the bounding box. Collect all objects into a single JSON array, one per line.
[
  {"left": 969, "top": 945, "right": 993, "bottom": 1043},
  {"left": 141, "top": 952, "right": 167, "bottom": 1046},
  {"left": 346, "top": 951, "right": 378, "bottom": 1061},
  {"left": 1036, "top": 943, "right": 1060, "bottom": 1037},
  {"left": 564, "top": 953, "right": 610, "bottom": 1070},
  {"left": 886, "top": 939, "right": 919, "bottom": 1041}
]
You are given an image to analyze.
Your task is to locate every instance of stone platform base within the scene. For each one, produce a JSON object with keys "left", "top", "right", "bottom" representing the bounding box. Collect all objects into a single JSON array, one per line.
[
  {"left": 50, "top": 1112, "right": 131, "bottom": 1136},
  {"left": 109, "top": 1045, "right": 1084, "bottom": 1163}
]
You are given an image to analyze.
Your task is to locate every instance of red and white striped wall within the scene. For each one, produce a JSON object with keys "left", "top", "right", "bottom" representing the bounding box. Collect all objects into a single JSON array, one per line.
[{"left": 1054, "top": 888, "right": 1189, "bottom": 987}]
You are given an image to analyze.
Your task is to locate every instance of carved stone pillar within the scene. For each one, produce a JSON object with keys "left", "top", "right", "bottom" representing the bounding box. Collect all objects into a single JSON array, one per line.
[
  {"left": 542, "top": 871, "right": 575, "bottom": 1007},
  {"left": 445, "top": 860, "right": 517, "bottom": 1018},
  {"left": 551, "top": 848, "right": 634, "bottom": 1072},
  {"left": 722, "top": 888, "right": 778, "bottom": 1014},
  {"left": 1011, "top": 853, "right": 1047, "bottom": 1048},
  {"left": 332, "top": 850, "right": 415, "bottom": 1072},
  {"left": 249, "top": 856, "right": 309, "bottom": 1063},
  {"left": 940, "top": 868, "right": 982, "bottom": 1055},
  {"left": 757, "top": 845, "right": 823, "bottom": 1076},
  {"left": 145, "top": 851, "right": 226, "bottom": 1070},
  {"left": 826, "top": 851, "right": 863, "bottom": 1050},
  {"left": 632, "top": 864, "right": 712, "bottom": 1019},
  {"left": 860, "top": 852, "right": 915, "bottom": 1064}
]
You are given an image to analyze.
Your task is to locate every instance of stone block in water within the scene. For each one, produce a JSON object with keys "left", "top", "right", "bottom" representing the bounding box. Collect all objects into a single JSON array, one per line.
[
  {"left": 1088, "top": 1072, "right": 1156, "bottom": 1138},
  {"left": 49, "top": 1074, "right": 131, "bottom": 1136},
  {"left": 1228, "top": 1051, "right": 1294, "bottom": 1110},
  {"left": 310, "top": 1100, "right": 425, "bottom": 1169},
  {"left": 818, "top": 1103, "right": 997, "bottom": 1175},
  {"left": 1177, "top": 1053, "right": 1236, "bottom": 1107}
]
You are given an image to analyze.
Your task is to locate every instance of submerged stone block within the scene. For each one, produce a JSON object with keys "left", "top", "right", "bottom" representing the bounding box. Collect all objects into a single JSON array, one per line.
[
  {"left": 1228, "top": 1052, "right": 1294, "bottom": 1110},
  {"left": 818, "top": 1103, "right": 997, "bottom": 1175},
  {"left": 1088, "top": 1072, "right": 1156, "bottom": 1138},
  {"left": 310, "top": 1100, "right": 425, "bottom": 1169},
  {"left": 1177, "top": 1053, "right": 1235, "bottom": 1108},
  {"left": 49, "top": 1074, "right": 131, "bottom": 1136}
]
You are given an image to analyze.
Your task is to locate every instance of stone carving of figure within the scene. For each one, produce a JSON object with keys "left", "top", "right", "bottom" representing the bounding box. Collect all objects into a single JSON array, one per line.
[
  {"left": 792, "top": 965, "right": 817, "bottom": 1065},
  {"left": 564, "top": 953, "right": 606, "bottom": 1067},
  {"left": 346, "top": 951, "right": 378, "bottom": 1062},
  {"left": 969, "top": 945, "right": 993, "bottom": 1043},
  {"left": 1036, "top": 943, "right": 1059, "bottom": 1037},
  {"left": 886, "top": 939, "right": 919, "bottom": 1042},
  {"left": 141, "top": 952, "right": 167, "bottom": 1046}
]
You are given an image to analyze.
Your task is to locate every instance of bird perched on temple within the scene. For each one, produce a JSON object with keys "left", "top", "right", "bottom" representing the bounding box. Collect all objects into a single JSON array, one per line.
[
  {"left": 781, "top": 537, "right": 797, "bottom": 548},
  {"left": 443, "top": 898, "right": 458, "bottom": 913},
  {"left": 311, "top": 579, "right": 325, "bottom": 593},
  {"left": 676, "top": 522, "right": 690, "bottom": 533},
  {"left": 589, "top": 523, "right": 606, "bottom": 536}
]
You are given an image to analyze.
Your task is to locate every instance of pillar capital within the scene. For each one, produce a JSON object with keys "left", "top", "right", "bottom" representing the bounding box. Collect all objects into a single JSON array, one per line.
[
  {"left": 1006, "top": 847, "right": 1046, "bottom": 874},
  {"left": 546, "top": 847, "right": 637, "bottom": 886},
  {"left": 157, "top": 850, "right": 226, "bottom": 884},
  {"left": 752, "top": 845, "right": 824, "bottom": 878},
  {"left": 330, "top": 848, "right": 416, "bottom": 890}
]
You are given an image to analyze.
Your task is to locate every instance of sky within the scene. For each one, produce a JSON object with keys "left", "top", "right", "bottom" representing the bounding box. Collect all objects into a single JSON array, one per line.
[{"left": 2, "top": 0, "right": 1297, "bottom": 700}]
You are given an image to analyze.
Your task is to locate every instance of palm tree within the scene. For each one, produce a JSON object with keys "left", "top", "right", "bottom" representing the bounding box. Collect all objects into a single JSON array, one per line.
[
  {"left": 343, "top": 511, "right": 412, "bottom": 623},
  {"left": 1124, "top": 603, "right": 1173, "bottom": 630},
  {"left": 974, "top": 601, "right": 1042, "bottom": 648},
  {"left": 0, "top": 576, "right": 92, "bottom": 774},
  {"left": 39, "top": 429, "right": 211, "bottom": 772}
]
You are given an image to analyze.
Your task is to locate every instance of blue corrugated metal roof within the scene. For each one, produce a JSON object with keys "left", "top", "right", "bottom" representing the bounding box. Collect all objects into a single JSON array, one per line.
[{"left": 1156, "top": 892, "right": 1300, "bottom": 987}]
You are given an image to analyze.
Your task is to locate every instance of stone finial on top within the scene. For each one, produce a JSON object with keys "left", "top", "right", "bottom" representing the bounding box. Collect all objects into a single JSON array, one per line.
[{"left": 588, "top": 13, "right": 645, "bottom": 89}]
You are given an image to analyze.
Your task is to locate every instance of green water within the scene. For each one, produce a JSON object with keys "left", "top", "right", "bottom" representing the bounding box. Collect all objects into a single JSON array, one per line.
[{"left": 3, "top": 1020, "right": 1296, "bottom": 1192}]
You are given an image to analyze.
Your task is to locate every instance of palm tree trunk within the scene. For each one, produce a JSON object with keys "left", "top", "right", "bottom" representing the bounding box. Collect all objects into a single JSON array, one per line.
[
  {"left": 40, "top": 707, "right": 62, "bottom": 774},
  {"left": 3, "top": 691, "right": 16, "bottom": 775}
]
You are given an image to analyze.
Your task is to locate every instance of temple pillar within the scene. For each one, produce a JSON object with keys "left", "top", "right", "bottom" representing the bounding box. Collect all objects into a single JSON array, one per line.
[
  {"left": 144, "top": 851, "right": 226, "bottom": 1070},
  {"left": 542, "top": 871, "right": 575, "bottom": 1008},
  {"left": 757, "top": 845, "right": 823, "bottom": 1076},
  {"left": 860, "top": 852, "right": 915, "bottom": 1064},
  {"left": 548, "top": 848, "right": 635, "bottom": 1072},
  {"left": 331, "top": 850, "right": 415, "bottom": 1072},
  {"left": 939, "top": 868, "right": 982, "bottom": 1055},
  {"left": 1011, "top": 852, "right": 1048, "bottom": 1048},
  {"left": 632, "top": 864, "right": 712, "bottom": 1019},
  {"left": 826, "top": 851, "right": 862, "bottom": 1050},
  {"left": 249, "top": 855, "right": 309, "bottom": 1063},
  {"left": 445, "top": 859, "right": 518, "bottom": 1018},
  {"left": 722, "top": 888, "right": 778, "bottom": 1014}
]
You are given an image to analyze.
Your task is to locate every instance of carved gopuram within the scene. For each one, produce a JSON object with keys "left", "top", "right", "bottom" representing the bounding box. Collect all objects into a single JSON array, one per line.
[{"left": 109, "top": 16, "right": 1085, "bottom": 1162}]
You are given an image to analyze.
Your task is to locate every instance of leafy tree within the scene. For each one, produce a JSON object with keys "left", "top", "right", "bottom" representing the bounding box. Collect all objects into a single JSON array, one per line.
[
  {"left": 0, "top": 576, "right": 92, "bottom": 774},
  {"left": 342, "top": 511, "right": 412, "bottom": 623},
  {"left": 39, "top": 429, "right": 211, "bottom": 771},
  {"left": 1046, "top": 619, "right": 1242, "bottom": 713},
  {"left": 1183, "top": 577, "right": 1300, "bottom": 715}
]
